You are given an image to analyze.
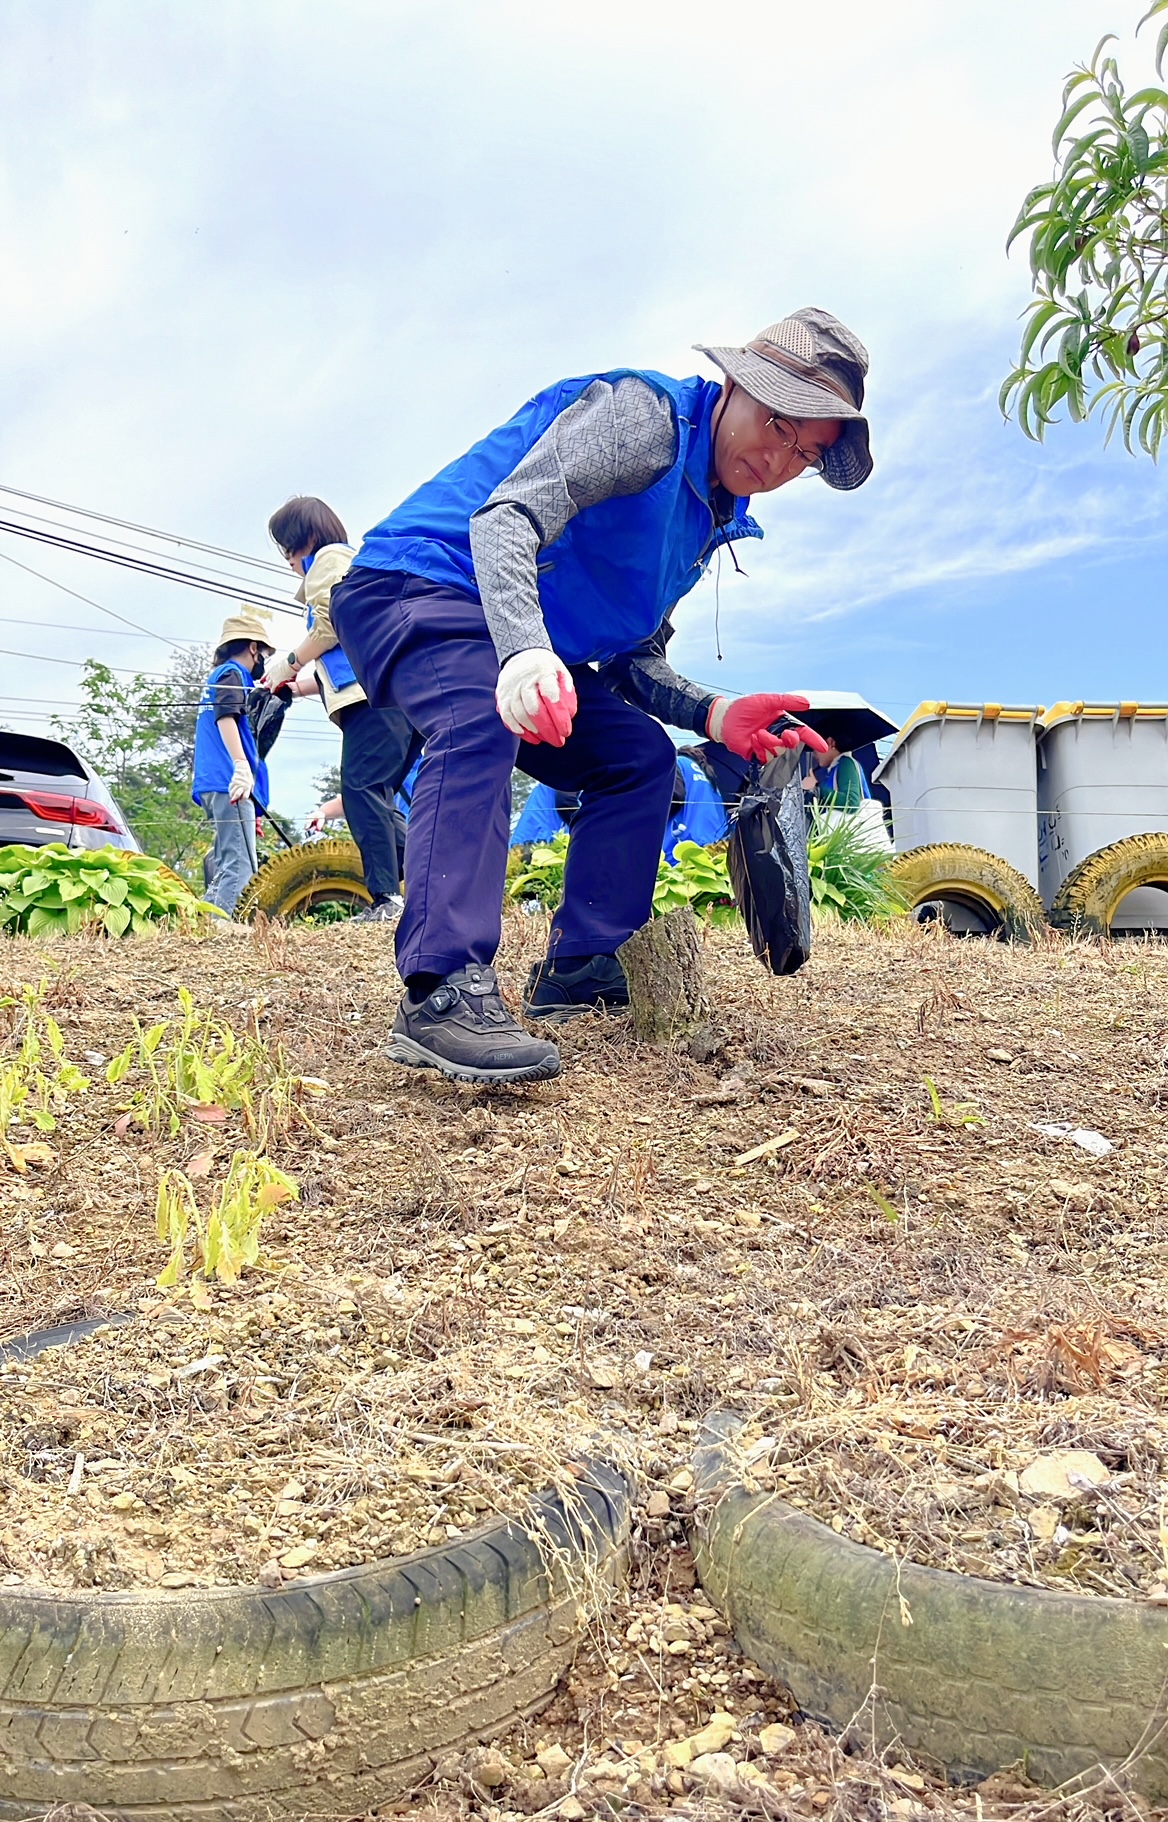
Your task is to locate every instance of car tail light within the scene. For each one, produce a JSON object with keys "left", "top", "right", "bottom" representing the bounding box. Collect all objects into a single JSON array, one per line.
[{"left": 19, "top": 790, "right": 125, "bottom": 833}]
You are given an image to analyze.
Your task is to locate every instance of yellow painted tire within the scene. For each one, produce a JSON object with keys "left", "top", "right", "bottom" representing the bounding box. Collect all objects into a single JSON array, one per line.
[
  {"left": 1049, "top": 833, "right": 1168, "bottom": 935},
  {"left": 887, "top": 844, "right": 1046, "bottom": 943},
  {"left": 235, "top": 838, "right": 370, "bottom": 923}
]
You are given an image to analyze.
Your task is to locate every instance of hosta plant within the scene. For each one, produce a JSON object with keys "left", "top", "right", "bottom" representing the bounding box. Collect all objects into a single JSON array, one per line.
[
  {"left": 0, "top": 843, "right": 216, "bottom": 939},
  {"left": 509, "top": 831, "right": 738, "bottom": 924},
  {"left": 652, "top": 840, "right": 738, "bottom": 925}
]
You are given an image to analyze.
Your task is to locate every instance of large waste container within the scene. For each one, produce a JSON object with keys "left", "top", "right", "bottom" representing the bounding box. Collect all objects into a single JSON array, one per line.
[
  {"left": 1039, "top": 702, "right": 1168, "bottom": 933},
  {"left": 874, "top": 703, "right": 1046, "bottom": 938}
]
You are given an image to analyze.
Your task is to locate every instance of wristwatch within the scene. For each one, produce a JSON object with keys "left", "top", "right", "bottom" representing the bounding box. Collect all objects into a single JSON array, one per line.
[{"left": 286, "top": 650, "right": 300, "bottom": 669}]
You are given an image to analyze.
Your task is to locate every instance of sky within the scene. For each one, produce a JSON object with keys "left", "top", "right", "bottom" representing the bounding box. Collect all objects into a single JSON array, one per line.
[{"left": 1, "top": 0, "right": 1164, "bottom": 821}]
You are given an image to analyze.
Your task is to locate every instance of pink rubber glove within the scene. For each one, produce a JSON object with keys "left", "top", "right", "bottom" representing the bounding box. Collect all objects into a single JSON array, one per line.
[
  {"left": 496, "top": 649, "right": 578, "bottom": 748},
  {"left": 707, "top": 693, "right": 829, "bottom": 762}
]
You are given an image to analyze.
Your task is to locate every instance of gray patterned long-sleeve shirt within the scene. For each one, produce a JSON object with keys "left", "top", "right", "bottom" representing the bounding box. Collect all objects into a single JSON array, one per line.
[{"left": 467, "top": 376, "right": 718, "bottom": 736}]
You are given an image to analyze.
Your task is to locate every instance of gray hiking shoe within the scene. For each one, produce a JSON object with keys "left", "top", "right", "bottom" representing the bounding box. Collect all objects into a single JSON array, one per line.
[
  {"left": 386, "top": 965, "right": 560, "bottom": 1085},
  {"left": 351, "top": 894, "right": 404, "bottom": 924},
  {"left": 523, "top": 953, "right": 629, "bottom": 1022}
]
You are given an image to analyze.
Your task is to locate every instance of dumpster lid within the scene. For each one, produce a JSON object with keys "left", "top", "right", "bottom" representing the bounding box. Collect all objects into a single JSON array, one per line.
[
  {"left": 876, "top": 702, "right": 1044, "bottom": 778},
  {"left": 1040, "top": 700, "right": 1168, "bottom": 731}
]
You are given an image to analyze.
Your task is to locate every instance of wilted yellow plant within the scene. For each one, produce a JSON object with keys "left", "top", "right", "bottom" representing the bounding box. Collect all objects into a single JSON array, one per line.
[
  {"left": 157, "top": 1150, "right": 299, "bottom": 1302},
  {"left": 0, "top": 981, "right": 90, "bottom": 1170},
  {"left": 109, "top": 985, "right": 326, "bottom": 1142}
]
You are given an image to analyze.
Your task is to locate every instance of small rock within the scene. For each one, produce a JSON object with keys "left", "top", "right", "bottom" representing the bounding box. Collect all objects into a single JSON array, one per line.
[
  {"left": 668, "top": 1467, "right": 694, "bottom": 1493},
  {"left": 758, "top": 1722, "right": 796, "bottom": 1755},
  {"left": 689, "top": 1751, "right": 739, "bottom": 1789},
  {"left": 588, "top": 1364, "right": 618, "bottom": 1390},
  {"left": 662, "top": 1740, "right": 693, "bottom": 1769},
  {"left": 687, "top": 1711, "right": 737, "bottom": 1756},
  {"left": 159, "top": 1571, "right": 195, "bottom": 1588},
  {"left": 257, "top": 1560, "right": 283, "bottom": 1589},
  {"left": 536, "top": 1743, "right": 572, "bottom": 1777},
  {"left": 559, "top": 1797, "right": 586, "bottom": 1819},
  {"left": 279, "top": 1542, "right": 319, "bottom": 1570},
  {"left": 278, "top": 1479, "right": 307, "bottom": 1501},
  {"left": 471, "top": 1748, "right": 510, "bottom": 1790},
  {"left": 798, "top": 1077, "right": 836, "bottom": 1097},
  {"left": 109, "top": 1491, "right": 136, "bottom": 1512},
  {"left": 645, "top": 1490, "right": 672, "bottom": 1519},
  {"left": 986, "top": 1048, "right": 1015, "bottom": 1064},
  {"left": 1019, "top": 1450, "right": 1108, "bottom": 1501},
  {"left": 50, "top": 1241, "right": 77, "bottom": 1259}
]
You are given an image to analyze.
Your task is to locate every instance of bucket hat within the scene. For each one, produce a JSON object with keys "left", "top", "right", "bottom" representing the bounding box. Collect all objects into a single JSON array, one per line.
[
  {"left": 694, "top": 307, "right": 872, "bottom": 491},
  {"left": 218, "top": 608, "right": 275, "bottom": 649}
]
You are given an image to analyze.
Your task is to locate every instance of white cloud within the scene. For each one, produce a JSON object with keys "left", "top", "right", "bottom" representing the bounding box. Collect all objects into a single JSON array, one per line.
[{"left": 0, "top": 0, "right": 1159, "bottom": 808}]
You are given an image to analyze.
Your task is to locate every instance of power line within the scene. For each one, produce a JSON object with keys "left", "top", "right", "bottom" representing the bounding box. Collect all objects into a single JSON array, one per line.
[
  {"left": 0, "top": 519, "right": 301, "bottom": 616},
  {"left": 0, "top": 547, "right": 190, "bottom": 649},
  {"left": 0, "top": 482, "right": 288, "bottom": 575},
  {"left": 0, "top": 613, "right": 202, "bottom": 641},
  {"left": 0, "top": 501, "right": 293, "bottom": 597}
]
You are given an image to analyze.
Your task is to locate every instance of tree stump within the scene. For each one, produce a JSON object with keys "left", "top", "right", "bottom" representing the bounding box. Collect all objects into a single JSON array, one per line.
[{"left": 617, "top": 907, "right": 709, "bottom": 1044}]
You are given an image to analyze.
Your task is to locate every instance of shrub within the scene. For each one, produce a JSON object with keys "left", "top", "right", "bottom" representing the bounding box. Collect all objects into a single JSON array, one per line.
[
  {"left": 652, "top": 840, "right": 738, "bottom": 925},
  {"left": 0, "top": 843, "right": 216, "bottom": 939},
  {"left": 807, "top": 806, "right": 905, "bottom": 923},
  {"left": 509, "top": 833, "right": 737, "bottom": 925}
]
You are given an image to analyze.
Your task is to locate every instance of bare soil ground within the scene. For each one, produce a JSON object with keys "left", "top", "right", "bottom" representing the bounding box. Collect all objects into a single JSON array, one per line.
[{"left": 3, "top": 911, "right": 1168, "bottom": 1819}]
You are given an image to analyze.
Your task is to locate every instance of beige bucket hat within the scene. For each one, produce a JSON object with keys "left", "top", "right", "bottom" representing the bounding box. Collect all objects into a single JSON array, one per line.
[
  {"left": 695, "top": 306, "right": 872, "bottom": 490},
  {"left": 218, "top": 608, "right": 275, "bottom": 648}
]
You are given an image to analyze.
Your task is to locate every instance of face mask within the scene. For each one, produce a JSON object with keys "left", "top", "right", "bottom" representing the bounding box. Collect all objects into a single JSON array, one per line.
[{"left": 251, "top": 654, "right": 266, "bottom": 681}]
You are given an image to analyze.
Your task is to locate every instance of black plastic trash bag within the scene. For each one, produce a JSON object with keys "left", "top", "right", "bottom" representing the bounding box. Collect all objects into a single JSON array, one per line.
[
  {"left": 245, "top": 683, "right": 293, "bottom": 761},
  {"left": 727, "top": 746, "right": 812, "bottom": 975}
]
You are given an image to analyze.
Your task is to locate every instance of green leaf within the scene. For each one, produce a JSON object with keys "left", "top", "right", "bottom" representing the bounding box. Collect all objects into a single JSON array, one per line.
[
  {"left": 102, "top": 903, "right": 132, "bottom": 937},
  {"left": 25, "top": 906, "right": 68, "bottom": 939},
  {"left": 98, "top": 877, "right": 129, "bottom": 906},
  {"left": 1052, "top": 86, "right": 1103, "bottom": 154}
]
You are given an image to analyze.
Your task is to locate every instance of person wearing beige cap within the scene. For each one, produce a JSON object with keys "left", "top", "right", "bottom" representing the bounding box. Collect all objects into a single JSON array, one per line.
[
  {"left": 329, "top": 308, "right": 870, "bottom": 1083},
  {"left": 192, "top": 609, "right": 275, "bottom": 914}
]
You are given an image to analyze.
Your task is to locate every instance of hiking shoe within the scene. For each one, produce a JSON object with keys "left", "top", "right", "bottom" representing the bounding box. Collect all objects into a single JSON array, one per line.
[
  {"left": 523, "top": 953, "right": 630, "bottom": 1022},
  {"left": 387, "top": 965, "right": 560, "bottom": 1084},
  {"left": 351, "top": 893, "right": 404, "bottom": 925}
]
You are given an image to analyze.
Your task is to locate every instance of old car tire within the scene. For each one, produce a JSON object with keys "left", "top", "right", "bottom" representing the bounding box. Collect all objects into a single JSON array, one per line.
[
  {"left": 235, "top": 838, "right": 370, "bottom": 923},
  {"left": 691, "top": 1415, "right": 1168, "bottom": 1797},
  {"left": 0, "top": 1465, "right": 628, "bottom": 1819},
  {"left": 1049, "top": 832, "right": 1168, "bottom": 935},
  {"left": 887, "top": 844, "right": 1046, "bottom": 941}
]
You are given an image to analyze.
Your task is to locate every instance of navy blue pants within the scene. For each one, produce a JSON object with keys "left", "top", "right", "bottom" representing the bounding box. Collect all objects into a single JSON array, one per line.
[
  {"left": 336, "top": 700, "right": 419, "bottom": 900},
  {"left": 330, "top": 568, "right": 677, "bottom": 982}
]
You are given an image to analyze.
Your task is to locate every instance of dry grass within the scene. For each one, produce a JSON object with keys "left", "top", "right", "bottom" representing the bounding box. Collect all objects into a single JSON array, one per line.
[{"left": 3, "top": 911, "right": 1168, "bottom": 1816}]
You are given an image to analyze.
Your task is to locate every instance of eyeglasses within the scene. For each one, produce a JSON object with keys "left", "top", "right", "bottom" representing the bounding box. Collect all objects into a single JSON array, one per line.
[{"left": 763, "top": 414, "right": 827, "bottom": 476}]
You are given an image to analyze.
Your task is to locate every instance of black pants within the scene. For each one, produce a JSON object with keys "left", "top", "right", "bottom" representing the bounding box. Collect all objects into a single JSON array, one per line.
[{"left": 337, "top": 700, "right": 419, "bottom": 900}]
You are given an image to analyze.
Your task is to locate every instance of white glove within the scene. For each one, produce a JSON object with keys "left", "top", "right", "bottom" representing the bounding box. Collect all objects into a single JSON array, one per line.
[
  {"left": 495, "top": 648, "right": 578, "bottom": 747},
  {"left": 262, "top": 652, "right": 298, "bottom": 690},
  {"left": 228, "top": 759, "right": 254, "bottom": 804}
]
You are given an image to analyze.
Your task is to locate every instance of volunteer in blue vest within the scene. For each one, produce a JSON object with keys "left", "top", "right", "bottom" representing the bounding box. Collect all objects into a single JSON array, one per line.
[
  {"left": 330, "top": 308, "right": 872, "bottom": 1086},
  {"left": 192, "top": 610, "right": 275, "bottom": 915},
  {"left": 261, "top": 497, "right": 419, "bottom": 923}
]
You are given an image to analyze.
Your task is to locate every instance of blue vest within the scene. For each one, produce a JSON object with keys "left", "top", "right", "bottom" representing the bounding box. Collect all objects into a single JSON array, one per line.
[
  {"left": 304, "top": 550, "right": 359, "bottom": 693},
  {"left": 191, "top": 660, "right": 269, "bottom": 808},
  {"left": 352, "top": 371, "right": 762, "bottom": 666}
]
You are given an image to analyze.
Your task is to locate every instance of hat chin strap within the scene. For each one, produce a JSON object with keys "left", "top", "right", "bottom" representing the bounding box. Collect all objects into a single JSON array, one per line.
[{"left": 745, "top": 340, "right": 855, "bottom": 410}]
